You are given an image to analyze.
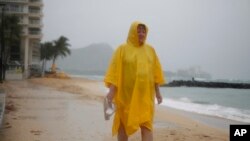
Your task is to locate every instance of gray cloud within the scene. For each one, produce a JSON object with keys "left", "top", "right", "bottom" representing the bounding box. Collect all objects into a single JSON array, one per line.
[{"left": 43, "top": 0, "right": 250, "bottom": 80}]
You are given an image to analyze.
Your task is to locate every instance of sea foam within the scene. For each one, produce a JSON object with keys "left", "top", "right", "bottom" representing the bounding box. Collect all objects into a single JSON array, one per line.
[{"left": 161, "top": 97, "right": 250, "bottom": 123}]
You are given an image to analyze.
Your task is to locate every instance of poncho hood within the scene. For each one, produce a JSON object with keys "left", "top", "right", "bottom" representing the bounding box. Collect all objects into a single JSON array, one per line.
[{"left": 127, "top": 21, "right": 148, "bottom": 47}]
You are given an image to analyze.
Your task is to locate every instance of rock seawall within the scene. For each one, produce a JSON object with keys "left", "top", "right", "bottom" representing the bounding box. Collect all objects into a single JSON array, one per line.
[{"left": 163, "top": 80, "right": 250, "bottom": 89}]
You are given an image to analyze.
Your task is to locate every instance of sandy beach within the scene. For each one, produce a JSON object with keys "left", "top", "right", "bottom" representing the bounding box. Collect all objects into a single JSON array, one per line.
[{"left": 0, "top": 77, "right": 229, "bottom": 141}]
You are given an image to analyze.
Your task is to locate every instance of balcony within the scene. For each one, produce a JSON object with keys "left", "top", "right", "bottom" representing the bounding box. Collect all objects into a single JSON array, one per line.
[
  {"left": 4, "top": 4, "right": 28, "bottom": 14},
  {"left": 28, "top": 28, "right": 42, "bottom": 39},
  {"left": 29, "top": 18, "right": 43, "bottom": 27},
  {"left": 29, "top": 0, "right": 43, "bottom": 7},
  {"left": 28, "top": 7, "right": 42, "bottom": 17},
  {"left": 29, "top": 33, "right": 42, "bottom": 39},
  {"left": 29, "top": 0, "right": 42, "bottom": 2}
]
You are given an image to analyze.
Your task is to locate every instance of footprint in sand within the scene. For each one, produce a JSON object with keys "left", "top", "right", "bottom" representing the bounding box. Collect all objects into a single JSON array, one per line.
[
  {"left": 4, "top": 122, "right": 12, "bottom": 129},
  {"left": 194, "top": 134, "right": 212, "bottom": 140},
  {"left": 170, "top": 130, "right": 176, "bottom": 135},
  {"left": 30, "top": 130, "right": 43, "bottom": 135}
]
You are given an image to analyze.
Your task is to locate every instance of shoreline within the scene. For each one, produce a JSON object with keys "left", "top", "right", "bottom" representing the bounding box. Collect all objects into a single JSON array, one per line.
[
  {"left": 158, "top": 105, "right": 245, "bottom": 132},
  {"left": 38, "top": 77, "right": 236, "bottom": 129},
  {"left": 79, "top": 76, "right": 249, "bottom": 127},
  {"left": 0, "top": 77, "right": 229, "bottom": 141}
]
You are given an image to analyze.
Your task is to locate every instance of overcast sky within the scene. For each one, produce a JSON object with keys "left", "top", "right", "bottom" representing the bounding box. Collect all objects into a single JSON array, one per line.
[{"left": 43, "top": 0, "right": 250, "bottom": 80}]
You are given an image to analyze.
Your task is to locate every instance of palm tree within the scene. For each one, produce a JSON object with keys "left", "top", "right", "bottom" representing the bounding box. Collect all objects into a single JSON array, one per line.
[
  {"left": 51, "top": 36, "right": 71, "bottom": 72},
  {"left": 40, "top": 42, "right": 54, "bottom": 76},
  {"left": 0, "top": 14, "right": 22, "bottom": 80}
]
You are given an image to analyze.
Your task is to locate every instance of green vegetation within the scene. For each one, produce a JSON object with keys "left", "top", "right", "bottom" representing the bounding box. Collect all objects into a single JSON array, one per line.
[
  {"left": 40, "top": 36, "right": 71, "bottom": 75},
  {"left": 0, "top": 14, "right": 22, "bottom": 80}
]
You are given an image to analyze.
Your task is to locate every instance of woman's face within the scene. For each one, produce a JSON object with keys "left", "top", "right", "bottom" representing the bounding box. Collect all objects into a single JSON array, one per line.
[{"left": 137, "top": 25, "right": 146, "bottom": 45}]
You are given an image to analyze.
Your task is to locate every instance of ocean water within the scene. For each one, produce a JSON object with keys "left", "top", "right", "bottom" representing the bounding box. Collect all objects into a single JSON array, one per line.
[
  {"left": 70, "top": 74, "right": 250, "bottom": 123},
  {"left": 160, "top": 87, "right": 250, "bottom": 123}
]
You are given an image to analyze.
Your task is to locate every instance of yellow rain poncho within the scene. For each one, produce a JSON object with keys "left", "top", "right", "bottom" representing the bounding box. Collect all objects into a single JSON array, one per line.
[{"left": 104, "top": 21, "right": 165, "bottom": 136}]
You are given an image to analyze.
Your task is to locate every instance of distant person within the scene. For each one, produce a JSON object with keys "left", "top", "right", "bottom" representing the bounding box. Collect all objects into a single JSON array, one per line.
[{"left": 104, "top": 21, "right": 165, "bottom": 141}]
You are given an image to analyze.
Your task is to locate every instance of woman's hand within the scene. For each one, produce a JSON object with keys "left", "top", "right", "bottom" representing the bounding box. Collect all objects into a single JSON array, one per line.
[
  {"left": 156, "top": 92, "right": 163, "bottom": 104},
  {"left": 155, "top": 84, "right": 163, "bottom": 104},
  {"left": 106, "top": 84, "right": 116, "bottom": 103}
]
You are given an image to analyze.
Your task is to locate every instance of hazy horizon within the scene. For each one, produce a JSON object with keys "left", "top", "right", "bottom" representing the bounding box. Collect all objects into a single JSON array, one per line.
[{"left": 43, "top": 0, "right": 250, "bottom": 80}]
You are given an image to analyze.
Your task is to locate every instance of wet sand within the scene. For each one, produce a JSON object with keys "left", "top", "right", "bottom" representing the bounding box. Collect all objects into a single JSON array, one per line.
[{"left": 0, "top": 78, "right": 228, "bottom": 141}]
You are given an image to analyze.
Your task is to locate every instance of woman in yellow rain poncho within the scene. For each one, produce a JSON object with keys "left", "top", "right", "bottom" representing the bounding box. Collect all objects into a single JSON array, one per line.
[{"left": 104, "top": 21, "right": 165, "bottom": 141}]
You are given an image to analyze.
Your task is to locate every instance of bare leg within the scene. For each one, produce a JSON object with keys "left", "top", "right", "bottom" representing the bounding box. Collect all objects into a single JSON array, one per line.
[
  {"left": 118, "top": 122, "right": 128, "bottom": 141},
  {"left": 140, "top": 126, "right": 153, "bottom": 141}
]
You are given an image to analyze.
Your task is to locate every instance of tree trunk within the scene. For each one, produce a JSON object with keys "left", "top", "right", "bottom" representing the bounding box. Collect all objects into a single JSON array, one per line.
[
  {"left": 3, "top": 29, "right": 12, "bottom": 80},
  {"left": 51, "top": 57, "right": 56, "bottom": 73},
  {"left": 41, "top": 59, "right": 45, "bottom": 77}
]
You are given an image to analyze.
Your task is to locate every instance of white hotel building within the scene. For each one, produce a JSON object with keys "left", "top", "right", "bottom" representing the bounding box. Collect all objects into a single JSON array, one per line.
[{"left": 0, "top": 0, "right": 43, "bottom": 79}]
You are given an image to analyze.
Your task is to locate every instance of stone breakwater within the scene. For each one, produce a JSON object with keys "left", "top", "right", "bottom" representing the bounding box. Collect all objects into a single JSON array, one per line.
[{"left": 163, "top": 80, "right": 250, "bottom": 89}]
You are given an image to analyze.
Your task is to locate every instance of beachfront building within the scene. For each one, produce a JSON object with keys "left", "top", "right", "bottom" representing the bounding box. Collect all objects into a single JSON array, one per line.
[{"left": 0, "top": 0, "right": 43, "bottom": 79}]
